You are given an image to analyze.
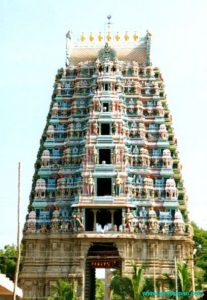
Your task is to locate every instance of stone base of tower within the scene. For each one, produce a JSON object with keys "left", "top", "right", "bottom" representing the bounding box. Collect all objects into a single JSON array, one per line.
[{"left": 19, "top": 232, "right": 194, "bottom": 300}]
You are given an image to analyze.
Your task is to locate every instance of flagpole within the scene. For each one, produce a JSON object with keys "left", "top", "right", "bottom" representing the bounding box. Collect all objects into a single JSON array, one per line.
[
  {"left": 13, "top": 162, "right": 21, "bottom": 300},
  {"left": 175, "top": 256, "right": 178, "bottom": 300}
]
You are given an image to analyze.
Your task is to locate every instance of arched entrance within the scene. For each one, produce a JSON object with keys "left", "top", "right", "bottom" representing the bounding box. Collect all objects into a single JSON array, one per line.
[{"left": 85, "top": 243, "right": 121, "bottom": 300}]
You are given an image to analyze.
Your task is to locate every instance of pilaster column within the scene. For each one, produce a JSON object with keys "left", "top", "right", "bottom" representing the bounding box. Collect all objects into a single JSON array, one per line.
[
  {"left": 110, "top": 210, "right": 114, "bottom": 227},
  {"left": 93, "top": 209, "right": 97, "bottom": 231}
]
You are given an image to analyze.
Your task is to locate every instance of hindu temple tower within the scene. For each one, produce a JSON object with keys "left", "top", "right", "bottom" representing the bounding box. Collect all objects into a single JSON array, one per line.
[{"left": 20, "top": 21, "right": 194, "bottom": 299}]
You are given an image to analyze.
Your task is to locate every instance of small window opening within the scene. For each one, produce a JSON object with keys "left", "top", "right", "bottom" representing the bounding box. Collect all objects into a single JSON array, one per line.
[
  {"left": 105, "top": 84, "right": 109, "bottom": 91},
  {"left": 103, "top": 103, "right": 109, "bottom": 112},
  {"left": 101, "top": 123, "right": 110, "bottom": 135},
  {"left": 99, "top": 149, "right": 111, "bottom": 164},
  {"left": 97, "top": 178, "right": 112, "bottom": 196}
]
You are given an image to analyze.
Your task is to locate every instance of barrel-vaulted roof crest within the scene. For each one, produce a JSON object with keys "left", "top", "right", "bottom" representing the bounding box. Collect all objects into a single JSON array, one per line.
[{"left": 65, "top": 18, "right": 151, "bottom": 65}]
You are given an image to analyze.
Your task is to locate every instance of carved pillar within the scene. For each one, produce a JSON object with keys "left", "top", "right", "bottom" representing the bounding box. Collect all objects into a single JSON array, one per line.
[
  {"left": 83, "top": 208, "right": 86, "bottom": 228},
  {"left": 93, "top": 209, "right": 97, "bottom": 231},
  {"left": 142, "top": 242, "right": 147, "bottom": 259},
  {"left": 110, "top": 210, "right": 114, "bottom": 226}
]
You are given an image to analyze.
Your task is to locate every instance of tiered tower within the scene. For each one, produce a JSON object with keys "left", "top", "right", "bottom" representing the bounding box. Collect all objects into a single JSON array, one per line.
[{"left": 20, "top": 26, "right": 194, "bottom": 300}]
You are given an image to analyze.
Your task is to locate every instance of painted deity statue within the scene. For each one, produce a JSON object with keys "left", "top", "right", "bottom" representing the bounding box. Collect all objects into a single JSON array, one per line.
[
  {"left": 86, "top": 173, "right": 94, "bottom": 196},
  {"left": 93, "top": 146, "right": 98, "bottom": 164},
  {"left": 40, "top": 224, "right": 47, "bottom": 233},
  {"left": 139, "top": 207, "right": 147, "bottom": 219},
  {"left": 93, "top": 121, "right": 99, "bottom": 135},
  {"left": 113, "top": 146, "right": 120, "bottom": 164},
  {"left": 72, "top": 210, "right": 84, "bottom": 232},
  {"left": 148, "top": 207, "right": 159, "bottom": 234},
  {"left": 162, "top": 223, "right": 169, "bottom": 234},
  {"left": 114, "top": 173, "right": 122, "bottom": 195},
  {"left": 50, "top": 210, "right": 60, "bottom": 233},
  {"left": 124, "top": 208, "right": 138, "bottom": 232}
]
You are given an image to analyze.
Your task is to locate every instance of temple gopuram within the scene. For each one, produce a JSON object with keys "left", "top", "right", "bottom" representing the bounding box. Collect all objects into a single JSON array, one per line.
[{"left": 20, "top": 20, "right": 194, "bottom": 299}]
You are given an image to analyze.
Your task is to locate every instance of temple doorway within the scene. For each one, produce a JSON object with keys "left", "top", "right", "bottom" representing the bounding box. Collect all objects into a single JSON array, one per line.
[{"left": 85, "top": 243, "right": 121, "bottom": 300}]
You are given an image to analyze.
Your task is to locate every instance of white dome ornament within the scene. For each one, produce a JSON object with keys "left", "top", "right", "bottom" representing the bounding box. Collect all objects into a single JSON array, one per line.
[
  {"left": 148, "top": 207, "right": 159, "bottom": 234},
  {"left": 165, "top": 178, "right": 177, "bottom": 200},
  {"left": 35, "top": 179, "right": 46, "bottom": 198},
  {"left": 41, "top": 150, "right": 50, "bottom": 167},
  {"left": 174, "top": 209, "right": 185, "bottom": 235},
  {"left": 26, "top": 211, "right": 36, "bottom": 233}
]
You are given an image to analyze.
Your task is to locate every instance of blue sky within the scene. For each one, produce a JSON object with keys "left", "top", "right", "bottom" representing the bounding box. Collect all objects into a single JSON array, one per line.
[{"left": 0, "top": 0, "right": 207, "bottom": 248}]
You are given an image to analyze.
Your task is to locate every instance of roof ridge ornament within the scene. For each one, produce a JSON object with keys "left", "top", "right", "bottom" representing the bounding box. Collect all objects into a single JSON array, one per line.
[
  {"left": 146, "top": 30, "right": 152, "bottom": 66},
  {"left": 66, "top": 30, "right": 72, "bottom": 66}
]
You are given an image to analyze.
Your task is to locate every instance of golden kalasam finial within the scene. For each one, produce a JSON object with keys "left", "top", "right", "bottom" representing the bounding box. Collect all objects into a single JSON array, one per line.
[
  {"left": 106, "top": 32, "right": 112, "bottom": 42},
  {"left": 133, "top": 31, "right": 139, "bottom": 41},
  {"left": 124, "top": 31, "right": 129, "bottom": 41},
  {"left": 115, "top": 32, "right": 120, "bottom": 42},
  {"left": 89, "top": 32, "right": 94, "bottom": 42},
  {"left": 80, "top": 32, "right": 86, "bottom": 42},
  {"left": 98, "top": 32, "right": 103, "bottom": 42}
]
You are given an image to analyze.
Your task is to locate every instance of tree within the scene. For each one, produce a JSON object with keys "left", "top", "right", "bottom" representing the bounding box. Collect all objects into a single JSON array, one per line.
[
  {"left": 192, "top": 222, "right": 207, "bottom": 283},
  {"left": 47, "top": 279, "right": 77, "bottom": 300},
  {"left": 110, "top": 270, "right": 134, "bottom": 300},
  {"left": 110, "top": 265, "right": 149, "bottom": 300},
  {"left": 0, "top": 244, "right": 18, "bottom": 280},
  {"left": 177, "top": 262, "right": 192, "bottom": 295},
  {"left": 96, "top": 278, "right": 104, "bottom": 300},
  {"left": 164, "top": 262, "right": 192, "bottom": 300},
  {"left": 194, "top": 266, "right": 205, "bottom": 289},
  {"left": 162, "top": 274, "right": 175, "bottom": 299},
  {"left": 131, "top": 263, "right": 146, "bottom": 300}
]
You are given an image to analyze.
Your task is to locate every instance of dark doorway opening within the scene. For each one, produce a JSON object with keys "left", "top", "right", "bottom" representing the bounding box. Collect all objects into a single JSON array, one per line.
[
  {"left": 85, "top": 243, "right": 121, "bottom": 300},
  {"left": 114, "top": 209, "right": 122, "bottom": 229},
  {"left": 97, "top": 178, "right": 112, "bottom": 196},
  {"left": 96, "top": 209, "right": 111, "bottom": 228},
  {"left": 101, "top": 123, "right": 110, "bottom": 135},
  {"left": 99, "top": 149, "right": 111, "bottom": 164},
  {"left": 85, "top": 209, "right": 94, "bottom": 231}
]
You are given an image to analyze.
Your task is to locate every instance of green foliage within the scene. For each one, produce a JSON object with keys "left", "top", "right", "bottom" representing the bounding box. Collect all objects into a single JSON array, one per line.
[
  {"left": 95, "top": 278, "right": 104, "bottom": 300},
  {"left": 0, "top": 244, "right": 19, "bottom": 280},
  {"left": 192, "top": 222, "right": 207, "bottom": 283},
  {"left": 110, "top": 270, "right": 134, "bottom": 300},
  {"left": 131, "top": 263, "right": 146, "bottom": 300},
  {"left": 163, "top": 262, "right": 193, "bottom": 299},
  {"left": 194, "top": 266, "right": 205, "bottom": 289},
  {"left": 143, "top": 278, "right": 154, "bottom": 290},
  {"left": 177, "top": 262, "right": 192, "bottom": 293},
  {"left": 110, "top": 265, "right": 150, "bottom": 300},
  {"left": 47, "top": 279, "right": 77, "bottom": 300}
]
